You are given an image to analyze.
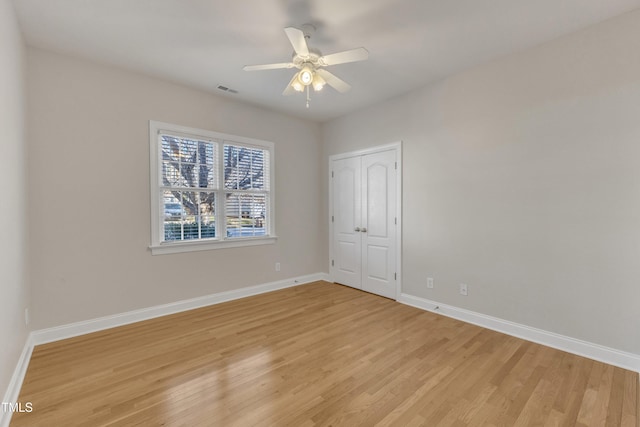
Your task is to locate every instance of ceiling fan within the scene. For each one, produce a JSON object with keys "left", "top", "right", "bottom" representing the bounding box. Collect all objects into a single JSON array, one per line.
[{"left": 243, "top": 24, "right": 369, "bottom": 108}]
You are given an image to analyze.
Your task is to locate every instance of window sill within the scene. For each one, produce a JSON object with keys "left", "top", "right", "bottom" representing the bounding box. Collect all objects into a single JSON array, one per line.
[{"left": 149, "top": 236, "right": 278, "bottom": 255}]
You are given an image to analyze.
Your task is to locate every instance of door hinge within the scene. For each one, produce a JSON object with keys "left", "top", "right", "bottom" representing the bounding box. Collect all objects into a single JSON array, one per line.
[
  {"left": 331, "top": 171, "right": 334, "bottom": 178},
  {"left": 394, "top": 272, "right": 397, "bottom": 280},
  {"left": 395, "top": 161, "right": 397, "bottom": 170},
  {"left": 332, "top": 260, "right": 335, "bottom": 267},
  {"left": 394, "top": 217, "right": 397, "bottom": 225},
  {"left": 331, "top": 215, "right": 334, "bottom": 223}
]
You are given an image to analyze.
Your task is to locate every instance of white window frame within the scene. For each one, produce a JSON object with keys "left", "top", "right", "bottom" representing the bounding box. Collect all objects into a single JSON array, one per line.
[{"left": 149, "top": 120, "right": 276, "bottom": 255}]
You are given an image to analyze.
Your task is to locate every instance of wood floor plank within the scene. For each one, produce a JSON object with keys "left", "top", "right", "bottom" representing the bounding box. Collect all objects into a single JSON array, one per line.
[{"left": 10, "top": 281, "right": 638, "bottom": 426}]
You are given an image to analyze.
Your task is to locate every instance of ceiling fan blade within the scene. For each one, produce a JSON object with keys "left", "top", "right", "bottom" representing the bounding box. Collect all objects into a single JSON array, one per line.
[
  {"left": 319, "top": 48, "right": 369, "bottom": 66},
  {"left": 316, "top": 69, "right": 351, "bottom": 93},
  {"left": 243, "top": 62, "right": 295, "bottom": 71},
  {"left": 282, "top": 73, "right": 299, "bottom": 96},
  {"left": 284, "top": 27, "right": 309, "bottom": 57}
]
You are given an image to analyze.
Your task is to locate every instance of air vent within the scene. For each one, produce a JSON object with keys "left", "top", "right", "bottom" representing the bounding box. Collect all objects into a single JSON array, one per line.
[{"left": 217, "top": 85, "right": 238, "bottom": 94}]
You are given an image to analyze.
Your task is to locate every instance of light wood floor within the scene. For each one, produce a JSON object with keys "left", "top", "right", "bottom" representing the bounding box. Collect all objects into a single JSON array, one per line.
[{"left": 12, "top": 281, "right": 638, "bottom": 426}]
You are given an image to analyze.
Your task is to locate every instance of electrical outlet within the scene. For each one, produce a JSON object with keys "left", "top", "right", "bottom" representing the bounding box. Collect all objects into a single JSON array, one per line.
[
  {"left": 275, "top": 262, "right": 281, "bottom": 272},
  {"left": 459, "top": 283, "right": 468, "bottom": 296},
  {"left": 427, "top": 277, "right": 434, "bottom": 289}
]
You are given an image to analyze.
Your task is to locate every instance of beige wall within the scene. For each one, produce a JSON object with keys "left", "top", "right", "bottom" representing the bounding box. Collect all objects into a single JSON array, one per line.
[
  {"left": 27, "top": 49, "right": 324, "bottom": 330},
  {"left": 322, "top": 10, "right": 640, "bottom": 354},
  {"left": 0, "top": 0, "right": 29, "bottom": 398}
]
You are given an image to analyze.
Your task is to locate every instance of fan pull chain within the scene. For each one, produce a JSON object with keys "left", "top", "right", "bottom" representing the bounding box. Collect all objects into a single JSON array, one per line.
[{"left": 306, "top": 85, "right": 310, "bottom": 108}]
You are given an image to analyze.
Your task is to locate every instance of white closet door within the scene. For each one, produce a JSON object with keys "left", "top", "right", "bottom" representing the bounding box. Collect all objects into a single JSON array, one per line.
[
  {"left": 331, "top": 156, "right": 362, "bottom": 289},
  {"left": 361, "top": 150, "right": 397, "bottom": 299},
  {"left": 331, "top": 148, "right": 398, "bottom": 299}
]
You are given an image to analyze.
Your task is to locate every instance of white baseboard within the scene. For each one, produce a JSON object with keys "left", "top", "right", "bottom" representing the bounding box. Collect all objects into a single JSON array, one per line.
[
  {"left": 32, "top": 272, "right": 328, "bottom": 346},
  {"left": 398, "top": 293, "right": 640, "bottom": 373},
  {"left": 0, "top": 335, "right": 34, "bottom": 427}
]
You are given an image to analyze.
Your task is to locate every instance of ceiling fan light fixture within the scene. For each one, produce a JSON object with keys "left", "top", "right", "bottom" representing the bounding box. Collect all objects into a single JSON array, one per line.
[
  {"left": 298, "top": 66, "right": 314, "bottom": 86},
  {"left": 312, "top": 74, "right": 326, "bottom": 91},
  {"left": 292, "top": 81, "right": 304, "bottom": 92}
]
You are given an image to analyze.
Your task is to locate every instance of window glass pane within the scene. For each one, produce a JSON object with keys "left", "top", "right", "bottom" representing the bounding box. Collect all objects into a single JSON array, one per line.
[
  {"left": 252, "top": 150, "right": 265, "bottom": 190},
  {"left": 197, "top": 141, "right": 216, "bottom": 189},
  {"left": 199, "top": 192, "right": 216, "bottom": 239},
  {"left": 225, "top": 193, "right": 267, "bottom": 238},
  {"left": 162, "top": 190, "right": 217, "bottom": 242},
  {"left": 182, "top": 191, "right": 199, "bottom": 241},
  {"left": 161, "top": 136, "right": 181, "bottom": 187},
  {"left": 223, "top": 144, "right": 268, "bottom": 191},
  {"left": 161, "top": 137, "right": 180, "bottom": 159},
  {"left": 179, "top": 162, "right": 196, "bottom": 188},
  {"left": 163, "top": 190, "right": 183, "bottom": 241},
  {"left": 180, "top": 139, "right": 198, "bottom": 162},
  {"left": 224, "top": 145, "right": 238, "bottom": 190},
  {"left": 160, "top": 135, "right": 217, "bottom": 190},
  {"left": 239, "top": 149, "right": 251, "bottom": 188},
  {"left": 162, "top": 161, "right": 180, "bottom": 186}
]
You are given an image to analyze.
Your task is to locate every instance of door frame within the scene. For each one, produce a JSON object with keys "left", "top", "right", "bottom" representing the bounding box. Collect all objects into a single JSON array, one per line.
[{"left": 328, "top": 142, "right": 403, "bottom": 300}]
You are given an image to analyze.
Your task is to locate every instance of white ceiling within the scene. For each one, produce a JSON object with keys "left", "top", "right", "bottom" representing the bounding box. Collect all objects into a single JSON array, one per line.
[{"left": 12, "top": 0, "right": 640, "bottom": 122}]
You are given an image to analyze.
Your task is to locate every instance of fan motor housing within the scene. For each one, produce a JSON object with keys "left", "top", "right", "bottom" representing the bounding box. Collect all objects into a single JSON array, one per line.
[{"left": 292, "top": 51, "right": 321, "bottom": 69}]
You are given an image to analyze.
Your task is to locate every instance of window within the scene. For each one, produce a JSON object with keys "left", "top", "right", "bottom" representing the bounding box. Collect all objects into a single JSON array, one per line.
[{"left": 149, "top": 121, "right": 275, "bottom": 255}]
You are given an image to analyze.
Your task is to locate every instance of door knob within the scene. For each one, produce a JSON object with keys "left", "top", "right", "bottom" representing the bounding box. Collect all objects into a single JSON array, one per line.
[
  {"left": 361, "top": 227, "right": 367, "bottom": 233},
  {"left": 355, "top": 227, "right": 361, "bottom": 232}
]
